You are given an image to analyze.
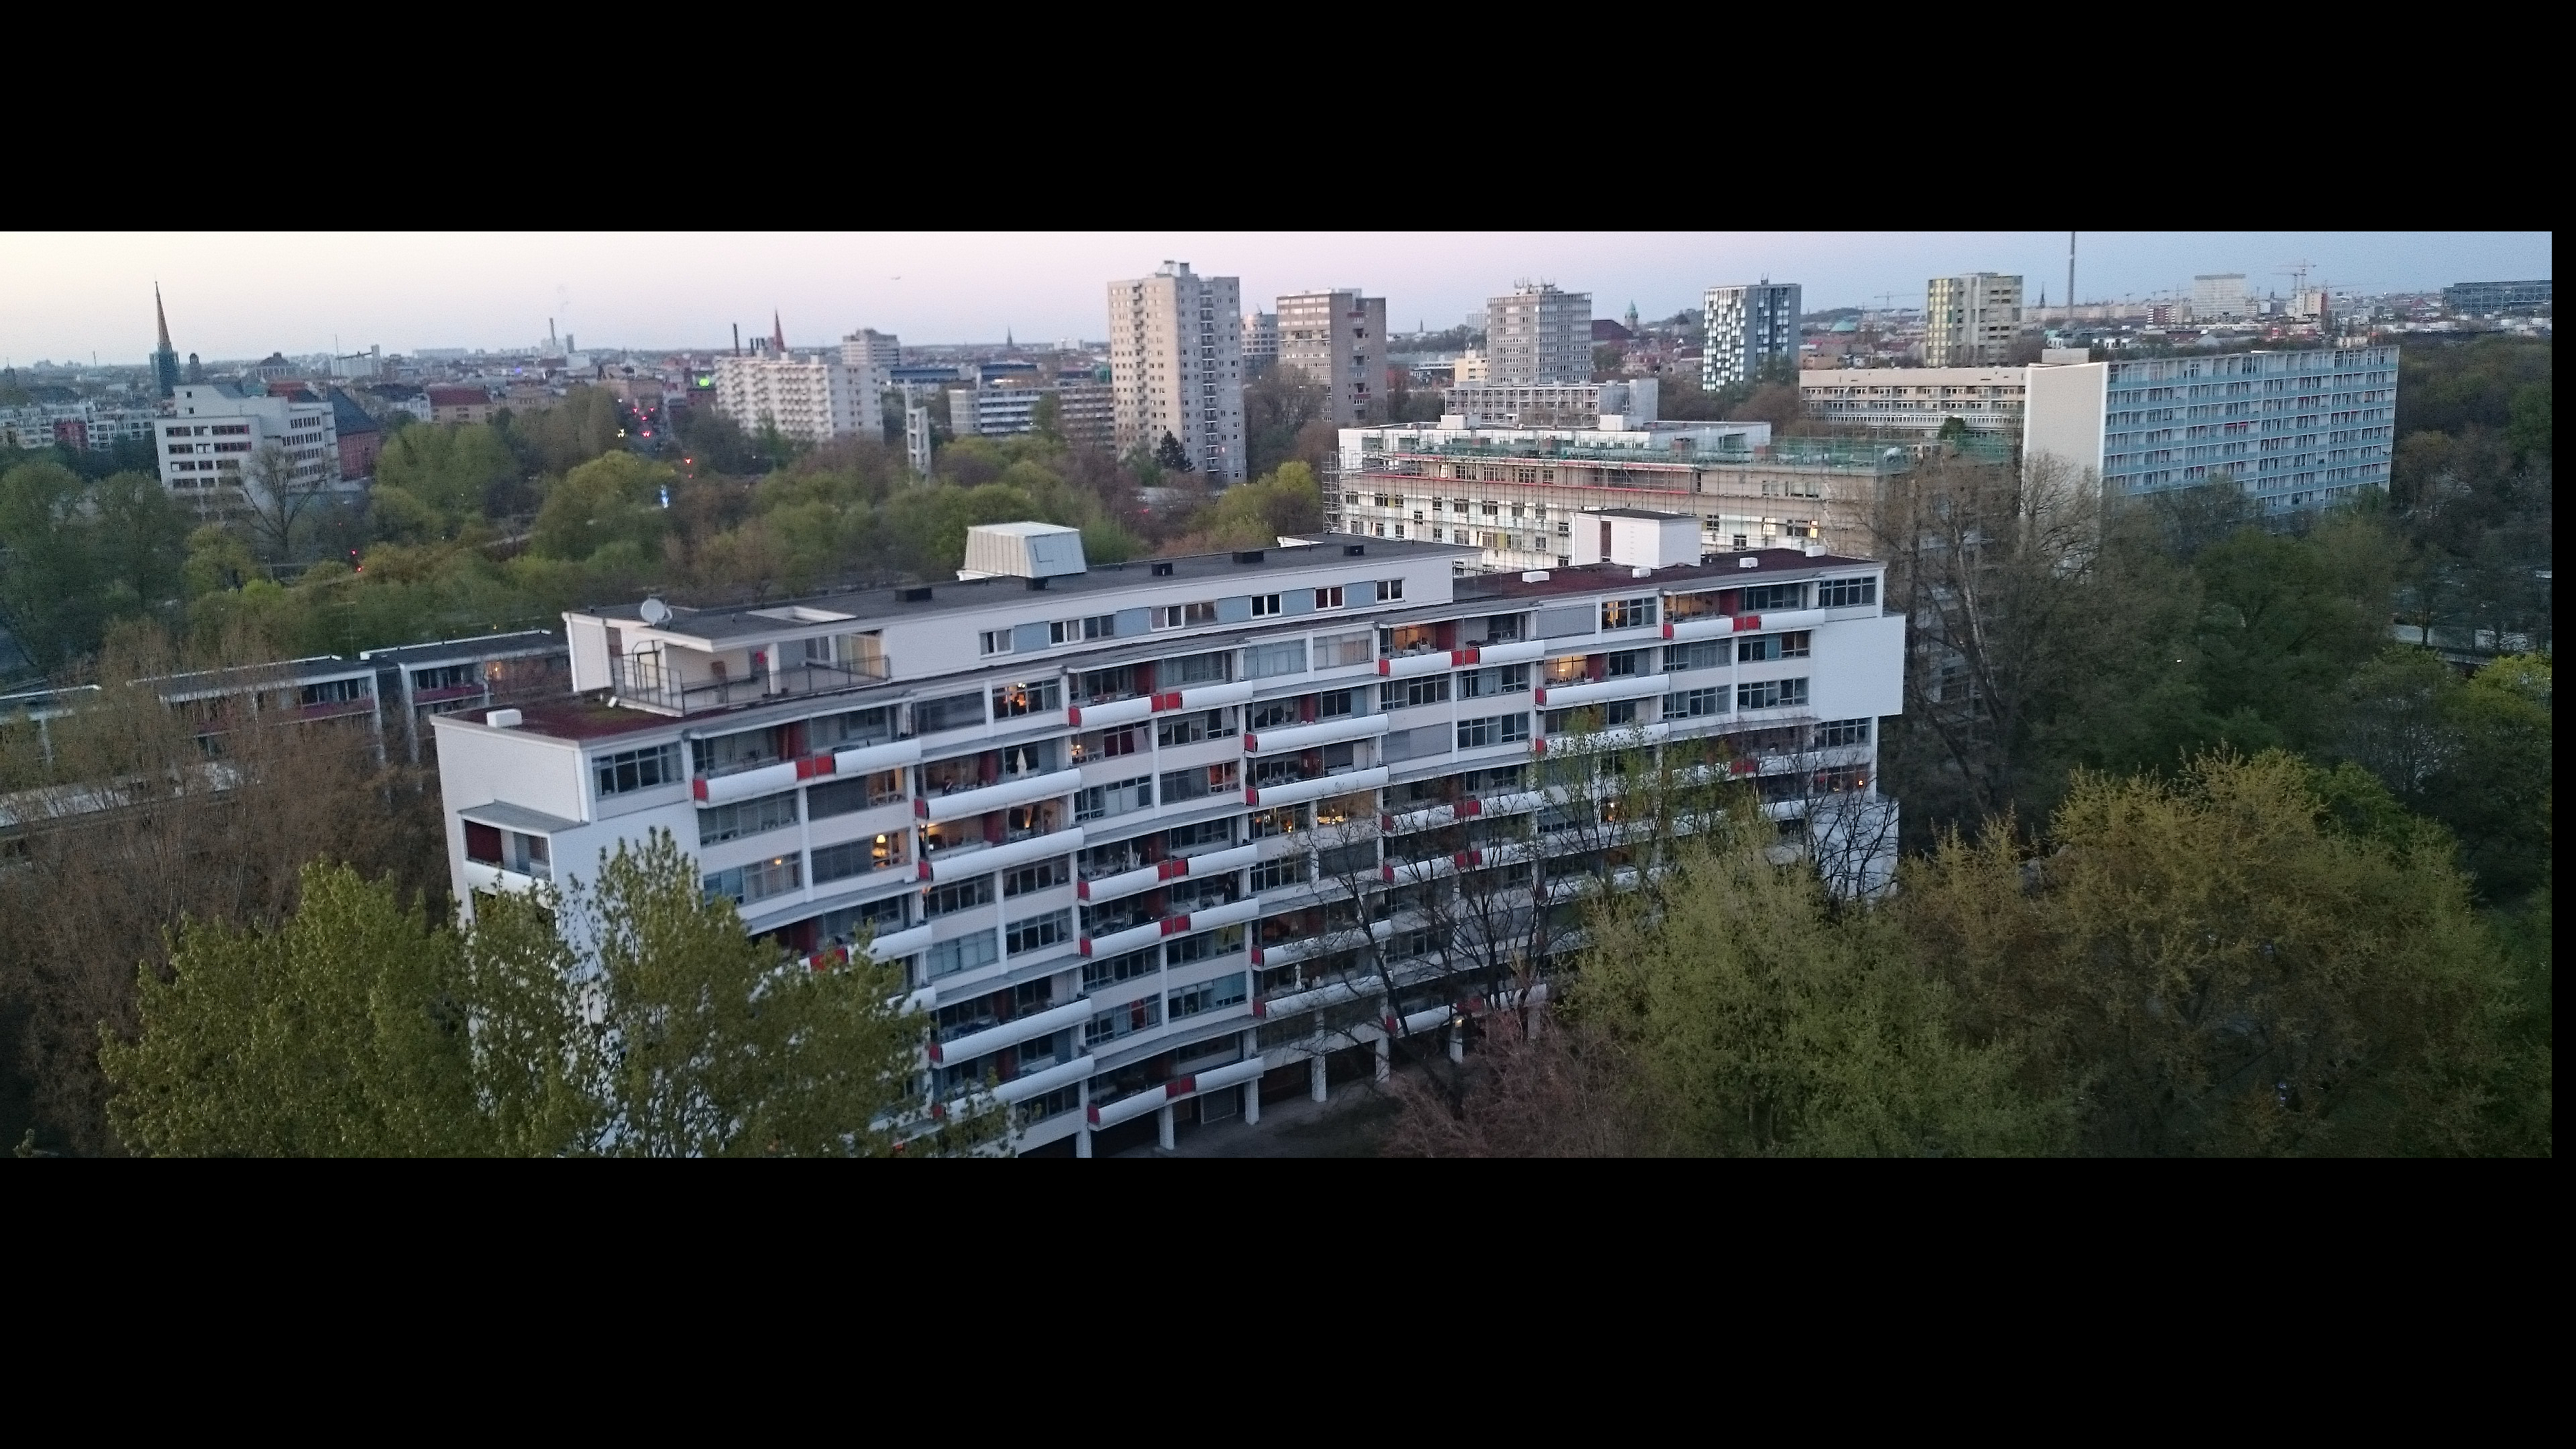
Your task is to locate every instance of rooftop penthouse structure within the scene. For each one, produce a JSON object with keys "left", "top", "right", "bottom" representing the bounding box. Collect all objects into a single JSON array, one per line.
[{"left": 431, "top": 522, "right": 1905, "bottom": 1156}]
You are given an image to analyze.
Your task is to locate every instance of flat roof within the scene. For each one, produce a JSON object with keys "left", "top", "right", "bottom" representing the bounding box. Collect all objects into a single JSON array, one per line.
[
  {"left": 360, "top": 630, "right": 562, "bottom": 665},
  {"left": 1452, "top": 549, "right": 1879, "bottom": 602},
  {"left": 578, "top": 537, "right": 1476, "bottom": 642}
]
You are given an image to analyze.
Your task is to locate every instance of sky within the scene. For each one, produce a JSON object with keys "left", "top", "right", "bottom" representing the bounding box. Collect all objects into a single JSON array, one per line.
[{"left": 0, "top": 231, "right": 2551, "bottom": 364}]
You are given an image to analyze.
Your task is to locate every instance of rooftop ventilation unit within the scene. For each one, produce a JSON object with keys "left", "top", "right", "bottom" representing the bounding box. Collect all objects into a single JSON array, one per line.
[
  {"left": 960, "top": 521, "right": 1087, "bottom": 580},
  {"left": 1232, "top": 549, "right": 1265, "bottom": 564}
]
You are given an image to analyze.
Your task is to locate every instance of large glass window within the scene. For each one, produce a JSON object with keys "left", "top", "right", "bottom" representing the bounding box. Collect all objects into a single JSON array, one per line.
[
  {"left": 594, "top": 743, "right": 680, "bottom": 796},
  {"left": 696, "top": 790, "right": 798, "bottom": 845}
]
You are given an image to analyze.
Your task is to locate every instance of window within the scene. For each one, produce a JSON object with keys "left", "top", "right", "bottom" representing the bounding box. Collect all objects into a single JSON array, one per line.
[
  {"left": 1250, "top": 593, "right": 1283, "bottom": 616},
  {"left": 1076, "top": 726, "right": 1143, "bottom": 760},
  {"left": 1003, "top": 856, "right": 1071, "bottom": 898},
  {"left": 990, "top": 679, "right": 1061, "bottom": 718},
  {"left": 594, "top": 743, "right": 680, "bottom": 796},
  {"left": 702, "top": 855, "right": 801, "bottom": 906},
  {"left": 1737, "top": 631, "right": 1811, "bottom": 663},
  {"left": 923, "top": 875, "right": 996, "bottom": 917},
  {"left": 810, "top": 770, "right": 904, "bottom": 816},
  {"left": 1086, "top": 995, "right": 1162, "bottom": 1046},
  {"left": 1741, "top": 583, "right": 1805, "bottom": 612},
  {"left": 925, "top": 931, "right": 999, "bottom": 979},
  {"left": 1381, "top": 675, "right": 1450, "bottom": 709},
  {"left": 1248, "top": 698, "right": 1301, "bottom": 732},
  {"left": 1160, "top": 762, "right": 1237, "bottom": 804},
  {"left": 1153, "top": 602, "right": 1217, "bottom": 629},
  {"left": 1155, "top": 709, "right": 1233, "bottom": 747},
  {"left": 1158, "top": 651, "right": 1230, "bottom": 689},
  {"left": 913, "top": 692, "right": 985, "bottom": 734},
  {"left": 813, "top": 833, "right": 905, "bottom": 882},
  {"left": 1316, "top": 688, "right": 1361, "bottom": 718},
  {"left": 1456, "top": 712, "right": 1531, "bottom": 749},
  {"left": 1168, "top": 973, "right": 1248, "bottom": 1020},
  {"left": 1242, "top": 640, "right": 1307, "bottom": 679},
  {"left": 1374, "top": 578, "right": 1405, "bottom": 602},
  {"left": 1601, "top": 699, "right": 1640, "bottom": 726},
  {"left": 1737, "top": 678, "right": 1809, "bottom": 710},
  {"left": 1313, "top": 586, "right": 1345, "bottom": 610},
  {"left": 1817, "top": 576, "right": 1877, "bottom": 608},
  {"left": 1076, "top": 775, "right": 1153, "bottom": 822},
  {"left": 1603, "top": 596, "right": 1657, "bottom": 630},
  {"left": 978, "top": 629, "right": 1013, "bottom": 656},
  {"left": 1252, "top": 854, "right": 1312, "bottom": 892},
  {"left": 1006, "top": 908, "right": 1073, "bottom": 955},
  {"left": 696, "top": 790, "right": 797, "bottom": 845},
  {"left": 1248, "top": 804, "right": 1306, "bottom": 838},
  {"left": 1818, "top": 717, "right": 1872, "bottom": 747},
  {"left": 1664, "top": 639, "right": 1727, "bottom": 672},
  {"left": 1603, "top": 649, "right": 1653, "bottom": 678},
  {"left": 1313, "top": 629, "right": 1373, "bottom": 668},
  {"left": 1167, "top": 925, "right": 1244, "bottom": 967},
  {"left": 1457, "top": 663, "right": 1531, "bottom": 698},
  {"left": 1081, "top": 947, "right": 1161, "bottom": 993},
  {"left": 1050, "top": 614, "right": 1117, "bottom": 644},
  {"left": 1664, "top": 687, "right": 1727, "bottom": 719}
]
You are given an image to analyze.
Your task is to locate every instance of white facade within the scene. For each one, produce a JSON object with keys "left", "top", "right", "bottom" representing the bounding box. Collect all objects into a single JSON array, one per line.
[
  {"left": 1242, "top": 312, "right": 1279, "bottom": 367},
  {"left": 1108, "top": 262, "right": 1246, "bottom": 481},
  {"left": 714, "top": 354, "right": 871, "bottom": 443},
  {"left": 156, "top": 382, "right": 341, "bottom": 498},
  {"left": 1924, "top": 273, "right": 2023, "bottom": 366},
  {"left": 1799, "top": 367, "right": 2029, "bottom": 437},
  {"left": 1277, "top": 290, "right": 1386, "bottom": 426},
  {"left": 1703, "top": 282, "right": 1803, "bottom": 389},
  {"left": 843, "top": 329, "right": 901, "bottom": 372},
  {"left": 1441, "top": 379, "right": 1660, "bottom": 429},
  {"left": 1485, "top": 284, "right": 1590, "bottom": 384},
  {"left": 432, "top": 525, "right": 1902, "bottom": 1155},
  {"left": 2191, "top": 274, "right": 2249, "bottom": 321}
]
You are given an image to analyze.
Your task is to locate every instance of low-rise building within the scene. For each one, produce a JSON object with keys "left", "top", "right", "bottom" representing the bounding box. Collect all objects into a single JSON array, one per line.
[
  {"left": 157, "top": 380, "right": 341, "bottom": 498},
  {"left": 2441, "top": 279, "right": 2552, "bottom": 315},
  {"left": 1797, "top": 367, "right": 2029, "bottom": 439},
  {"left": 427, "top": 386, "right": 497, "bottom": 426},
  {"left": 1337, "top": 420, "right": 1908, "bottom": 569},
  {"left": 428, "top": 522, "right": 1903, "bottom": 1155},
  {"left": 330, "top": 388, "right": 384, "bottom": 481},
  {"left": 1442, "top": 379, "right": 1659, "bottom": 429},
  {"left": 359, "top": 631, "right": 570, "bottom": 764}
]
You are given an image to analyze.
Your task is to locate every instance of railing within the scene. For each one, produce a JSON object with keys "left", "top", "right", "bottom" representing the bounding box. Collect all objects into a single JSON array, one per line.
[{"left": 609, "top": 655, "right": 889, "bottom": 714}]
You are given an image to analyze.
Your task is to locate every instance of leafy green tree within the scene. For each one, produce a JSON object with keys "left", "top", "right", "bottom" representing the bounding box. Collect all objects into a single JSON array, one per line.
[
  {"left": 1153, "top": 431, "right": 1191, "bottom": 473},
  {"left": 374, "top": 422, "right": 521, "bottom": 532},
  {"left": 530, "top": 451, "right": 674, "bottom": 561},
  {"left": 102, "top": 862, "right": 484, "bottom": 1157},
  {"left": 1569, "top": 809, "right": 2058, "bottom": 1157},
  {"left": 560, "top": 830, "right": 922, "bottom": 1157},
  {"left": 0, "top": 459, "right": 186, "bottom": 672},
  {"left": 503, "top": 385, "right": 625, "bottom": 476},
  {"left": 1904, "top": 751, "right": 2530, "bottom": 1156}
]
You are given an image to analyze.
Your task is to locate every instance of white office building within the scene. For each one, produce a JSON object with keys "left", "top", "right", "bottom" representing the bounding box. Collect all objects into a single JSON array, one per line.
[
  {"left": 155, "top": 380, "right": 341, "bottom": 500},
  {"left": 2025, "top": 344, "right": 2399, "bottom": 513},
  {"left": 1109, "top": 262, "right": 1246, "bottom": 481},
  {"left": 714, "top": 353, "right": 873, "bottom": 443},
  {"left": 843, "top": 329, "right": 902, "bottom": 372},
  {"left": 1703, "top": 282, "right": 1802, "bottom": 389},
  {"left": 431, "top": 523, "right": 1901, "bottom": 1155},
  {"left": 2190, "top": 274, "right": 2249, "bottom": 322}
]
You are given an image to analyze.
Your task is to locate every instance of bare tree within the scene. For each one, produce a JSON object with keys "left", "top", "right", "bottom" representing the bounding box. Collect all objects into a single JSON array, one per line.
[{"left": 237, "top": 439, "right": 329, "bottom": 561}]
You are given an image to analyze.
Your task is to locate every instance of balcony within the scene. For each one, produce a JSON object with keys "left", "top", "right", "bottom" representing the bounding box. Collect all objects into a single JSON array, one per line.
[
  {"left": 609, "top": 654, "right": 889, "bottom": 716},
  {"left": 917, "top": 767, "right": 1083, "bottom": 824},
  {"left": 1244, "top": 765, "right": 1388, "bottom": 812},
  {"left": 1534, "top": 674, "right": 1670, "bottom": 710},
  {"left": 926, "top": 997, "right": 1095, "bottom": 1065},
  {"left": 918, "top": 826, "right": 1085, "bottom": 883},
  {"left": 1242, "top": 713, "right": 1387, "bottom": 757}
]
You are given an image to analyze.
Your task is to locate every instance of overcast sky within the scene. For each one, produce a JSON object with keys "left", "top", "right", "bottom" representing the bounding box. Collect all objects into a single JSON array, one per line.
[{"left": 1, "top": 231, "right": 2551, "bottom": 364}]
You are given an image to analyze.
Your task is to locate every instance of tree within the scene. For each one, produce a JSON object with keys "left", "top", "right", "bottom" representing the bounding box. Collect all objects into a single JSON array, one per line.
[
  {"left": 372, "top": 422, "right": 521, "bottom": 531},
  {"left": 1903, "top": 751, "right": 2531, "bottom": 1156},
  {"left": 238, "top": 439, "right": 328, "bottom": 561},
  {"left": 1154, "top": 431, "right": 1192, "bottom": 474},
  {"left": 0, "top": 460, "right": 186, "bottom": 675},
  {"left": 1559, "top": 806, "right": 2056, "bottom": 1157},
  {"left": 101, "top": 862, "right": 482, "bottom": 1157},
  {"left": 529, "top": 451, "right": 674, "bottom": 561}
]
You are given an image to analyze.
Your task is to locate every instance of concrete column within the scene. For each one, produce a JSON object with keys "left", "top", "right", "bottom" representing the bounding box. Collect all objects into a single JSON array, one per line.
[
  {"left": 1374, "top": 1034, "right": 1391, "bottom": 1082},
  {"left": 1075, "top": 1126, "right": 1092, "bottom": 1159},
  {"left": 1243, "top": 1077, "right": 1261, "bottom": 1126},
  {"left": 1309, "top": 1053, "right": 1328, "bottom": 1102},
  {"left": 1157, "top": 1103, "right": 1177, "bottom": 1152},
  {"left": 1448, "top": 1023, "right": 1464, "bottom": 1064}
]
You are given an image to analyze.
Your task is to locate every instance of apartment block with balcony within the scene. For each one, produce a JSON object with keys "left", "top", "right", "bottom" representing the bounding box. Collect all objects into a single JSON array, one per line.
[
  {"left": 1796, "top": 367, "right": 2029, "bottom": 441},
  {"left": 2025, "top": 344, "right": 2398, "bottom": 513},
  {"left": 1335, "top": 420, "right": 1911, "bottom": 570},
  {"left": 714, "top": 353, "right": 872, "bottom": 443},
  {"left": 1703, "top": 282, "right": 1802, "bottom": 389},
  {"left": 1109, "top": 262, "right": 1246, "bottom": 481},
  {"left": 1485, "top": 283, "right": 1591, "bottom": 384},
  {"left": 1923, "top": 273, "right": 2022, "bottom": 366},
  {"left": 429, "top": 519, "right": 1903, "bottom": 1156}
]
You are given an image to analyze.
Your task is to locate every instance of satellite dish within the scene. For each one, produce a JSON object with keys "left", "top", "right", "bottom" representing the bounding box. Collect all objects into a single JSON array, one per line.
[{"left": 639, "top": 597, "right": 672, "bottom": 627}]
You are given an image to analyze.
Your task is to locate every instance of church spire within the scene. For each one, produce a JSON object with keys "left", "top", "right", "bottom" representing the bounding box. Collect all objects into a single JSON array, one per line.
[
  {"left": 156, "top": 284, "right": 173, "bottom": 350},
  {"left": 152, "top": 284, "right": 181, "bottom": 398},
  {"left": 771, "top": 311, "right": 788, "bottom": 354}
]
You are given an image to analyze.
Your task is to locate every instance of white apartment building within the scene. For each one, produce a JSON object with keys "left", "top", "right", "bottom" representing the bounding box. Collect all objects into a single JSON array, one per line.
[
  {"left": 1277, "top": 290, "right": 1387, "bottom": 426},
  {"left": 430, "top": 522, "right": 1902, "bottom": 1155},
  {"left": 2191, "top": 274, "right": 2249, "bottom": 321},
  {"left": 2025, "top": 344, "right": 2399, "bottom": 514},
  {"left": 1485, "top": 284, "right": 1590, "bottom": 384},
  {"left": 1703, "top": 282, "right": 1803, "bottom": 389},
  {"left": 1923, "top": 273, "right": 2023, "bottom": 366},
  {"left": 1335, "top": 420, "right": 1916, "bottom": 571},
  {"left": 714, "top": 353, "right": 872, "bottom": 443},
  {"left": 1452, "top": 350, "right": 1490, "bottom": 384},
  {"left": 1442, "top": 379, "right": 1660, "bottom": 430},
  {"left": 1108, "top": 262, "right": 1246, "bottom": 481},
  {"left": 1798, "top": 367, "right": 2029, "bottom": 439},
  {"left": 843, "top": 329, "right": 902, "bottom": 372},
  {"left": 1242, "top": 313, "right": 1279, "bottom": 368},
  {"left": 156, "top": 381, "right": 341, "bottom": 499}
]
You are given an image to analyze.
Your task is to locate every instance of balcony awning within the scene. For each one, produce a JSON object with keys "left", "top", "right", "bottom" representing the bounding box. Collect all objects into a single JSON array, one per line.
[
  {"left": 1242, "top": 712, "right": 1388, "bottom": 757},
  {"left": 1244, "top": 765, "right": 1387, "bottom": 811},
  {"left": 833, "top": 737, "right": 922, "bottom": 775},
  {"left": 919, "top": 826, "right": 1084, "bottom": 883},
  {"left": 1533, "top": 674, "right": 1670, "bottom": 710},
  {"left": 927, "top": 996, "right": 1093, "bottom": 1066},
  {"left": 994, "top": 1054, "right": 1096, "bottom": 1105},
  {"left": 918, "top": 767, "right": 1083, "bottom": 824},
  {"left": 460, "top": 801, "right": 582, "bottom": 835}
]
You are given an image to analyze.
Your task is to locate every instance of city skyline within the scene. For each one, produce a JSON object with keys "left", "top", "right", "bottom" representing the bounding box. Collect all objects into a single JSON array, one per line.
[{"left": 0, "top": 231, "right": 2551, "bottom": 364}]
